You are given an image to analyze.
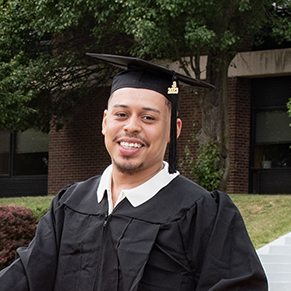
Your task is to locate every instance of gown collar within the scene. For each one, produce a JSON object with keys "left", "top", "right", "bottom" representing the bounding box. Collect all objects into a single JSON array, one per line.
[{"left": 97, "top": 161, "right": 179, "bottom": 209}]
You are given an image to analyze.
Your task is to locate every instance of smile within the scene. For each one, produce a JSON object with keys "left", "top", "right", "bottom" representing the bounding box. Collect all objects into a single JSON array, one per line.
[{"left": 120, "top": 142, "right": 143, "bottom": 149}]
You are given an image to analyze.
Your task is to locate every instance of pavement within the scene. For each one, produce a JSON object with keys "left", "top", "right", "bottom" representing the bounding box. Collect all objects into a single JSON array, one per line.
[{"left": 257, "top": 232, "right": 291, "bottom": 291}]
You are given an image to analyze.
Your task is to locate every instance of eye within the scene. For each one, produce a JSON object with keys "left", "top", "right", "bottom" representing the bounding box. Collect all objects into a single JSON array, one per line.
[
  {"left": 142, "top": 115, "right": 155, "bottom": 122},
  {"left": 114, "top": 112, "right": 127, "bottom": 118}
]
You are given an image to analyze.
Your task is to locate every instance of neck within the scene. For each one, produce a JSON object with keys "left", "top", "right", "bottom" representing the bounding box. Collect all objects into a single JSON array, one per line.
[{"left": 110, "top": 162, "right": 164, "bottom": 205}]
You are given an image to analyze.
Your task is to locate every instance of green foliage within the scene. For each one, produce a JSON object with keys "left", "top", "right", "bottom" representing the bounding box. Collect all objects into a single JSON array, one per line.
[
  {"left": 287, "top": 98, "right": 291, "bottom": 120},
  {"left": 194, "top": 140, "right": 222, "bottom": 190},
  {"left": 0, "top": 0, "right": 129, "bottom": 133},
  {"left": 1, "top": 0, "right": 291, "bottom": 136},
  {"left": 288, "top": 98, "right": 291, "bottom": 148},
  {"left": 269, "top": 2, "right": 291, "bottom": 43},
  {"left": 28, "top": 204, "right": 50, "bottom": 222},
  {"left": 114, "top": 0, "right": 275, "bottom": 67},
  {"left": 184, "top": 139, "right": 222, "bottom": 191},
  {"left": 0, "top": 54, "right": 39, "bottom": 129}
]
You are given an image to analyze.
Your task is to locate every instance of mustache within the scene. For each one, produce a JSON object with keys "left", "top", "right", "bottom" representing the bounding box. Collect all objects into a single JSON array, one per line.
[{"left": 113, "top": 134, "right": 150, "bottom": 147}]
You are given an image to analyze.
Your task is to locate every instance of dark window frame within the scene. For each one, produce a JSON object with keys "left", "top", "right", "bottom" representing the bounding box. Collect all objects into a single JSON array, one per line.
[
  {"left": 0, "top": 130, "right": 48, "bottom": 178},
  {"left": 249, "top": 76, "right": 291, "bottom": 193},
  {"left": 0, "top": 131, "right": 13, "bottom": 177}
]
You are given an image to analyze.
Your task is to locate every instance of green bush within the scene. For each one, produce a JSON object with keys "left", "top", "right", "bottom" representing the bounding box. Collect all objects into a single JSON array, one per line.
[
  {"left": 184, "top": 139, "right": 222, "bottom": 191},
  {"left": 29, "top": 204, "right": 51, "bottom": 222}
]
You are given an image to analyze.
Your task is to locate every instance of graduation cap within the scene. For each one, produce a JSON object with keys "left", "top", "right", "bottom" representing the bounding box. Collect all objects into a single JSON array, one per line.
[{"left": 86, "top": 53, "right": 215, "bottom": 174}]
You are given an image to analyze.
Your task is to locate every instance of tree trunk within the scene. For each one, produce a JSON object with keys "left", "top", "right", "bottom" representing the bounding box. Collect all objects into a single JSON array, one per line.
[{"left": 197, "top": 52, "right": 233, "bottom": 192}]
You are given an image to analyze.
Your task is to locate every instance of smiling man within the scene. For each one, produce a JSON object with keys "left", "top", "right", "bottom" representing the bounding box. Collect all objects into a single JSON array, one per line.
[
  {"left": 104, "top": 88, "right": 173, "bottom": 176},
  {"left": 102, "top": 87, "right": 181, "bottom": 201},
  {"left": 0, "top": 54, "right": 267, "bottom": 290}
]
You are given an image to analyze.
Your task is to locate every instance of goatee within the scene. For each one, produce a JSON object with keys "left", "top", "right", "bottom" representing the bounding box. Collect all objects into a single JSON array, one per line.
[{"left": 113, "top": 158, "right": 144, "bottom": 175}]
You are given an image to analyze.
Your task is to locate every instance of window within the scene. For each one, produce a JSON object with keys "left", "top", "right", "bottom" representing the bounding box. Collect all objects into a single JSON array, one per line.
[
  {"left": 0, "top": 128, "right": 48, "bottom": 176},
  {"left": 13, "top": 129, "right": 49, "bottom": 176},
  {"left": 254, "top": 110, "right": 291, "bottom": 169},
  {"left": 251, "top": 76, "right": 291, "bottom": 194}
]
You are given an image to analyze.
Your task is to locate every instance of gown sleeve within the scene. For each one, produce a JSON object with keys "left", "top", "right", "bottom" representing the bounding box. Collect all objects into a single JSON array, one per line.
[
  {"left": 0, "top": 185, "right": 71, "bottom": 291},
  {"left": 178, "top": 190, "right": 268, "bottom": 291}
]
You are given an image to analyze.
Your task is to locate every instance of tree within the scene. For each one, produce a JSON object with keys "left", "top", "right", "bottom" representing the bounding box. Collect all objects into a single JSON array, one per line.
[
  {"left": 106, "top": 0, "right": 291, "bottom": 191},
  {"left": 0, "top": 0, "right": 131, "bottom": 133},
  {"left": 1, "top": 0, "right": 291, "bottom": 190}
]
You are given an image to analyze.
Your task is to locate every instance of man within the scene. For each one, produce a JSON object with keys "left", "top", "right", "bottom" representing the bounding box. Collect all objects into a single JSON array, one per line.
[{"left": 0, "top": 54, "right": 267, "bottom": 290}]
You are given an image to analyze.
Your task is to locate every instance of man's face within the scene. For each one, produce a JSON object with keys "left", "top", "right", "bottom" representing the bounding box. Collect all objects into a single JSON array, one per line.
[{"left": 102, "top": 87, "right": 181, "bottom": 176}]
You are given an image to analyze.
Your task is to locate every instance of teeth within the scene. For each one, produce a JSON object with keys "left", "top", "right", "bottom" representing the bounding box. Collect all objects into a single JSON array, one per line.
[{"left": 120, "top": 142, "right": 142, "bottom": 149}]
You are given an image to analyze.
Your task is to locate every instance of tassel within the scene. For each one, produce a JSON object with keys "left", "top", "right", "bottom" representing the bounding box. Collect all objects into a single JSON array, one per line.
[{"left": 168, "top": 73, "right": 179, "bottom": 174}]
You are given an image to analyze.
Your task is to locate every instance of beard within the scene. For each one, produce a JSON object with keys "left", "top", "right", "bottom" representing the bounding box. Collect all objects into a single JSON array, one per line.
[{"left": 112, "top": 158, "right": 144, "bottom": 175}]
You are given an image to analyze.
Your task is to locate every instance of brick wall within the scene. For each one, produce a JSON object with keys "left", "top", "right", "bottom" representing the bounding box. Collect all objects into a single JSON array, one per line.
[
  {"left": 176, "top": 87, "right": 201, "bottom": 179},
  {"left": 178, "top": 78, "right": 252, "bottom": 194},
  {"left": 227, "top": 77, "right": 251, "bottom": 193},
  {"left": 48, "top": 87, "right": 111, "bottom": 196}
]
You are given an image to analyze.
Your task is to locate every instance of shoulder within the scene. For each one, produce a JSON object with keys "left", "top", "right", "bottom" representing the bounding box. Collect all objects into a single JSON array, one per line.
[
  {"left": 171, "top": 175, "right": 233, "bottom": 203},
  {"left": 168, "top": 175, "right": 215, "bottom": 205},
  {"left": 137, "top": 175, "right": 220, "bottom": 223},
  {"left": 170, "top": 175, "right": 208, "bottom": 194},
  {"left": 165, "top": 175, "right": 239, "bottom": 219},
  {"left": 52, "top": 175, "right": 102, "bottom": 214}
]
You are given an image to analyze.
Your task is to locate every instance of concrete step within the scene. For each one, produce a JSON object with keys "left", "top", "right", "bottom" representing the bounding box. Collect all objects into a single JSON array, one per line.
[
  {"left": 269, "top": 245, "right": 291, "bottom": 255},
  {"left": 269, "top": 282, "right": 291, "bottom": 291},
  {"left": 259, "top": 254, "right": 291, "bottom": 264},
  {"left": 285, "top": 237, "right": 291, "bottom": 245},
  {"left": 267, "top": 272, "right": 291, "bottom": 281},
  {"left": 263, "top": 263, "right": 291, "bottom": 273},
  {"left": 256, "top": 233, "right": 291, "bottom": 290}
]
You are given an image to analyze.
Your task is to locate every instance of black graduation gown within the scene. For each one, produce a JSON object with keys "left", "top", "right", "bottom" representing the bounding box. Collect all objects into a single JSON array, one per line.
[{"left": 0, "top": 175, "right": 267, "bottom": 291}]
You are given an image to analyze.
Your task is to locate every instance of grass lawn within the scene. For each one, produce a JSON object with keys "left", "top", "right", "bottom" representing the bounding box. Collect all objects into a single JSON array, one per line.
[
  {"left": 230, "top": 194, "right": 291, "bottom": 249},
  {"left": 0, "top": 196, "right": 54, "bottom": 207},
  {"left": 1, "top": 194, "right": 291, "bottom": 250}
]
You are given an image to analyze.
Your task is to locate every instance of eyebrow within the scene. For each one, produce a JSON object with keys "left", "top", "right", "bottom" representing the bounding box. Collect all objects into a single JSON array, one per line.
[
  {"left": 142, "top": 107, "right": 161, "bottom": 114},
  {"left": 112, "top": 104, "right": 161, "bottom": 114},
  {"left": 112, "top": 104, "right": 128, "bottom": 109}
]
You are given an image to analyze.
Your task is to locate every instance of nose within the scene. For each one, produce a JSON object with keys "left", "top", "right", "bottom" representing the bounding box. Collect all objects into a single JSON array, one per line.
[{"left": 123, "top": 115, "right": 141, "bottom": 133}]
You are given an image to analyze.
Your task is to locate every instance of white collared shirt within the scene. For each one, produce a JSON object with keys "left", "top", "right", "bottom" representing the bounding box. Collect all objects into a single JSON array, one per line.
[{"left": 97, "top": 161, "right": 180, "bottom": 214}]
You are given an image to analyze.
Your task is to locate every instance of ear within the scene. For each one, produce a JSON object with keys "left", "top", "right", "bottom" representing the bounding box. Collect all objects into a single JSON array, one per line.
[
  {"left": 176, "top": 118, "right": 182, "bottom": 138},
  {"left": 168, "top": 118, "right": 182, "bottom": 143},
  {"left": 102, "top": 110, "right": 108, "bottom": 136}
]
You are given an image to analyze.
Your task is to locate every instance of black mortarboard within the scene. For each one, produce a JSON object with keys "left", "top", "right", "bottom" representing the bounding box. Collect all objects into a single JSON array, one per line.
[{"left": 86, "top": 53, "right": 215, "bottom": 173}]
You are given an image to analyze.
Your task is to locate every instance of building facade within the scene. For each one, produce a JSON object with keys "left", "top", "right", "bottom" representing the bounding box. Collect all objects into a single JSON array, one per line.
[{"left": 1, "top": 48, "right": 291, "bottom": 197}]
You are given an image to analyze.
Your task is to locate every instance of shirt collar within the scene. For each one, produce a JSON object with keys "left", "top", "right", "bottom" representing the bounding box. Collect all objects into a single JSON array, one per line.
[{"left": 97, "top": 161, "right": 179, "bottom": 207}]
